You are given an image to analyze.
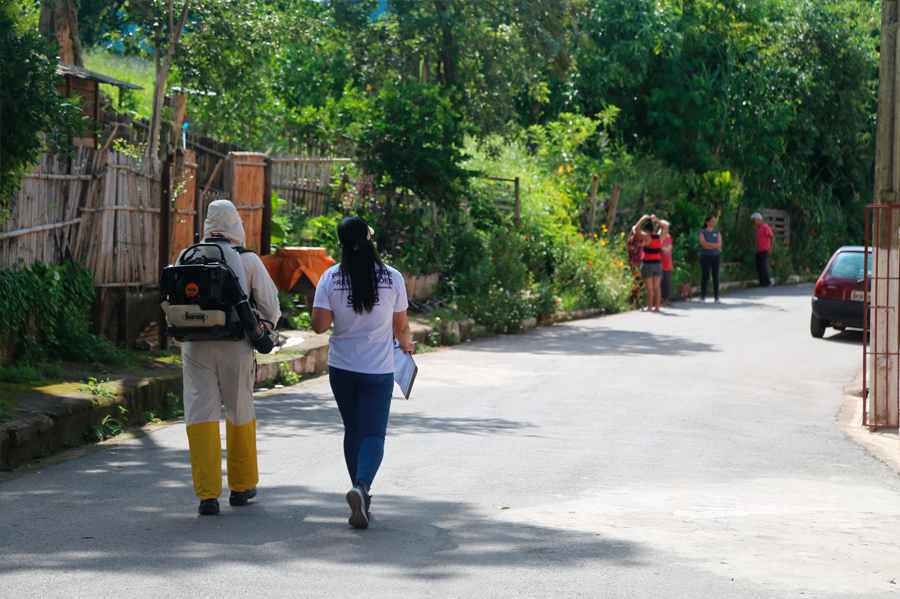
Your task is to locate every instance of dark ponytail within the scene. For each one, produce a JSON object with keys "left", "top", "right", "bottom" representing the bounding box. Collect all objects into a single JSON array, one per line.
[{"left": 337, "top": 215, "right": 384, "bottom": 315}]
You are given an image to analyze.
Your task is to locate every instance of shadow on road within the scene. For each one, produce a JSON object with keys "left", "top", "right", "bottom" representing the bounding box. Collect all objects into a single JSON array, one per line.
[
  {"left": 253, "top": 389, "right": 536, "bottom": 439},
  {"left": 0, "top": 429, "right": 642, "bottom": 578},
  {"left": 822, "top": 329, "right": 865, "bottom": 346},
  {"left": 460, "top": 326, "right": 718, "bottom": 356}
]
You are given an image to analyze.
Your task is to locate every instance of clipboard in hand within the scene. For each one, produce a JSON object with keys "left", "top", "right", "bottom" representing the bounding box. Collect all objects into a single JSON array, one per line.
[{"left": 393, "top": 343, "right": 418, "bottom": 399}]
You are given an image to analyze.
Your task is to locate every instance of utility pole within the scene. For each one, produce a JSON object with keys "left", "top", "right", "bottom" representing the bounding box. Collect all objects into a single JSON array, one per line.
[{"left": 870, "top": 0, "right": 900, "bottom": 427}]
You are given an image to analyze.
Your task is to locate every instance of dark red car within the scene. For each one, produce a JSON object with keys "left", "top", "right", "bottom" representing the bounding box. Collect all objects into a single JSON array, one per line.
[{"left": 810, "top": 246, "right": 871, "bottom": 338}]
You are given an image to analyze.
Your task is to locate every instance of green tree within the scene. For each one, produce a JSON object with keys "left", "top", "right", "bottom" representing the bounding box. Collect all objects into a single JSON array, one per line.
[
  {"left": 0, "top": 1, "right": 84, "bottom": 213},
  {"left": 360, "top": 82, "right": 471, "bottom": 208}
]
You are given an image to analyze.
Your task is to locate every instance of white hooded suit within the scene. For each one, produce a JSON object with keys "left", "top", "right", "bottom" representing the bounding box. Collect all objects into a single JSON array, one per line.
[{"left": 179, "top": 200, "right": 280, "bottom": 500}]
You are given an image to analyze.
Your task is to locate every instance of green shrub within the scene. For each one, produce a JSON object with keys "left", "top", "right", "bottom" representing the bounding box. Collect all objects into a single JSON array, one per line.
[
  {"left": 0, "top": 361, "right": 64, "bottom": 383},
  {"left": 289, "top": 313, "right": 312, "bottom": 330},
  {"left": 528, "top": 277, "right": 559, "bottom": 323},
  {"left": 0, "top": 261, "right": 132, "bottom": 366},
  {"left": 457, "top": 229, "right": 532, "bottom": 334},
  {"left": 274, "top": 362, "right": 300, "bottom": 386},
  {"left": 53, "top": 331, "right": 132, "bottom": 366},
  {"left": 83, "top": 413, "right": 124, "bottom": 443},
  {"left": 0, "top": 362, "right": 44, "bottom": 383},
  {"left": 160, "top": 392, "right": 184, "bottom": 419}
]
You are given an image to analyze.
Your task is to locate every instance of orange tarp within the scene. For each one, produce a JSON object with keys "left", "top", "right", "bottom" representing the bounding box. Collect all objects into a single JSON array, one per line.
[{"left": 261, "top": 247, "right": 335, "bottom": 292}]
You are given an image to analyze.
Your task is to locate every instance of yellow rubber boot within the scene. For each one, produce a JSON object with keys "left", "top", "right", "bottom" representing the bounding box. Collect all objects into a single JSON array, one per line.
[
  {"left": 186, "top": 420, "right": 222, "bottom": 499},
  {"left": 225, "top": 418, "right": 258, "bottom": 493}
]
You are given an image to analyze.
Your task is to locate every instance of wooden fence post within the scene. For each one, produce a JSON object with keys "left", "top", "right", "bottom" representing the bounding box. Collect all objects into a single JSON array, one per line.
[
  {"left": 261, "top": 157, "right": 272, "bottom": 256},
  {"left": 606, "top": 185, "right": 621, "bottom": 235},
  {"left": 514, "top": 176, "right": 521, "bottom": 228},
  {"left": 587, "top": 175, "right": 598, "bottom": 234},
  {"left": 158, "top": 152, "right": 171, "bottom": 348}
]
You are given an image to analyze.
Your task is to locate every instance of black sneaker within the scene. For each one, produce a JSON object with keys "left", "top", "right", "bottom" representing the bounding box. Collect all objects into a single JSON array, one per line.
[
  {"left": 229, "top": 486, "right": 257, "bottom": 507},
  {"left": 198, "top": 498, "right": 220, "bottom": 515},
  {"left": 346, "top": 485, "right": 369, "bottom": 529}
]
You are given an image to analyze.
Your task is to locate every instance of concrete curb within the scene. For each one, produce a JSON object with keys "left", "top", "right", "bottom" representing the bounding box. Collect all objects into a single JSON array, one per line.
[
  {"left": 689, "top": 274, "right": 815, "bottom": 296},
  {"left": 1, "top": 373, "right": 183, "bottom": 467},
  {"left": 255, "top": 334, "right": 331, "bottom": 385},
  {"left": 837, "top": 368, "right": 900, "bottom": 476}
]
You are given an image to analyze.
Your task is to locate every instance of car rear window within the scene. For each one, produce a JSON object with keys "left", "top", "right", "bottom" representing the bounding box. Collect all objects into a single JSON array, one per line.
[{"left": 828, "top": 252, "right": 870, "bottom": 279}]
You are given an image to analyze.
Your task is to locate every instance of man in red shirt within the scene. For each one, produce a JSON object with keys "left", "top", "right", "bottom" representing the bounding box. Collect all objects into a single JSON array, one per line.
[{"left": 751, "top": 212, "right": 775, "bottom": 287}]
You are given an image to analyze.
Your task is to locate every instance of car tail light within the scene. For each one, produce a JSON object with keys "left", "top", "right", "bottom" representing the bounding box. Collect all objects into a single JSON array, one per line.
[{"left": 814, "top": 278, "right": 827, "bottom": 298}]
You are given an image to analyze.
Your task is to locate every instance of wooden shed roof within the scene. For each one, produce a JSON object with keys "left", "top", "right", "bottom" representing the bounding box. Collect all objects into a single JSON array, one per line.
[{"left": 55, "top": 62, "right": 144, "bottom": 90}]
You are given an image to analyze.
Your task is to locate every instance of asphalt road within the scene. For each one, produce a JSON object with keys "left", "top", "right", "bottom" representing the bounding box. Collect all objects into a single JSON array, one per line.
[{"left": 2, "top": 284, "right": 898, "bottom": 598}]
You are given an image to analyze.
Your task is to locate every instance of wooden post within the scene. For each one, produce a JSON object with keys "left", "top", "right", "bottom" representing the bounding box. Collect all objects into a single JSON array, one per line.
[
  {"left": 261, "top": 157, "right": 273, "bottom": 256},
  {"left": 158, "top": 152, "right": 171, "bottom": 348},
  {"left": 606, "top": 185, "right": 621, "bottom": 235},
  {"left": 514, "top": 176, "right": 521, "bottom": 228},
  {"left": 587, "top": 175, "right": 598, "bottom": 234},
  {"left": 870, "top": 0, "right": 900, "bottom": 428},
  {"left": 172, "top": 92, "right": 187, "bottom": 149}
]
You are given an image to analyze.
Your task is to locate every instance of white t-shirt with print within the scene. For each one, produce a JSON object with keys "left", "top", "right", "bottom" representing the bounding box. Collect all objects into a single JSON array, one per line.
[{"left": 313, "top": 263, "right": 408, "bottom": 374}]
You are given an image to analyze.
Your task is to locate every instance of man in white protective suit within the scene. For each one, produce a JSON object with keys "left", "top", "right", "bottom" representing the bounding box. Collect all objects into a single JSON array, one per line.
[{"left": 179, "top": 199, "right": 280, "bottom": 515}]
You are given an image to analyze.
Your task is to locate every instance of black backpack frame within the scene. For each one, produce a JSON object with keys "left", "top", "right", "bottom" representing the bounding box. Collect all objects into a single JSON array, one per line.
[{"left": 159, "top": 240, "right": 275, "bottom": 352}]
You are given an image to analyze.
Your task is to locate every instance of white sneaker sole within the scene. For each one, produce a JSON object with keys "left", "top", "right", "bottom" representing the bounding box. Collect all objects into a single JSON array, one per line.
[{"left": 346, "top": 488, "right": 369, "bottom": 529}]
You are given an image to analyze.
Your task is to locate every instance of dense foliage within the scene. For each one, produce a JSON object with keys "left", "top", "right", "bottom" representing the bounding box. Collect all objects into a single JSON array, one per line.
[
  {"left": 0, "top": 1, "right": 85, "bottom": 213},
  {"left": 0, "top": 261, "right": 130, "bottom": 366},
  {"left": 3, "top": 0, "right": 883, "bottom": 333}
]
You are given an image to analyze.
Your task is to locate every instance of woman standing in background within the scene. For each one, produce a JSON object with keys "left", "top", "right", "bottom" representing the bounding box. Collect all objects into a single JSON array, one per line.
[
  {"left": 698, "top": 215, "right": 722, "bottom": 302},
  {"left": 631, "top": 214, "right": 663, "bottom": 312}
]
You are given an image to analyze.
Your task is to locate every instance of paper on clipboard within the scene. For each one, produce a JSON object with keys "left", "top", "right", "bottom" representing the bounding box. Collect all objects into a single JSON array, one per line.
[{"left": 393, "top": 344, "right": 418, "bottom": 399}]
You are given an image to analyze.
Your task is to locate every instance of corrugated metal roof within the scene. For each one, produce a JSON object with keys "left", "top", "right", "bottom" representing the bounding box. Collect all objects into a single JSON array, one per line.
[{"left": 55, "top": 61, "right": 144, "bottom": 90}]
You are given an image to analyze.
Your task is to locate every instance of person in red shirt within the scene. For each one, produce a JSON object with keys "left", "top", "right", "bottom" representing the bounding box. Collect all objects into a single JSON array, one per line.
[
  {"left": 751, "top": 212, "right": 775, "bottom": 287},
  {"left": 631, "top": 214, "right": 663, "bottom": 311},
  {"left": 658, "top": 219, "right": 674, "bottom": 307}
]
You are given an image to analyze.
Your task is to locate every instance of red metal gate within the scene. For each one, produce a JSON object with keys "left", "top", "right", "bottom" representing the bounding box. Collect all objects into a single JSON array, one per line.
[{"left": 863, "top": 204, "right": 900, "bottom": 429}]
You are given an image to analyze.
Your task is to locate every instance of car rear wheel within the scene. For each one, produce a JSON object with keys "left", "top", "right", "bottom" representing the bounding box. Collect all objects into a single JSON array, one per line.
[{"left": 811, "top": 313, "right": 827, "bottom": 338}]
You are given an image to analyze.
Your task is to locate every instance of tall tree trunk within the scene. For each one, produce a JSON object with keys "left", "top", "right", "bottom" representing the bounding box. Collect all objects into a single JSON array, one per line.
[
  {"left": 434, "top": 0, "right": 456, "bottom": 88},
  {"left": 147, "top": 0, "right": 191, "bottom": 158},
  {"left": 39, "top": 0, "right": 83, "bottom": 67}
]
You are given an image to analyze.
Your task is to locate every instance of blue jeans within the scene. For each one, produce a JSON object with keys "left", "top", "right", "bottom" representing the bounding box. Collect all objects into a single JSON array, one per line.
[{"left": 329, "top": 366, "right": 394, "bottom": 490}]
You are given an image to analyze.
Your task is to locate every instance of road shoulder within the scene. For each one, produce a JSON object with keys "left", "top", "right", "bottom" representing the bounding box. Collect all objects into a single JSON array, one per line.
[{"left": 837, "top": 368, "right": 900, "bottom": 475}]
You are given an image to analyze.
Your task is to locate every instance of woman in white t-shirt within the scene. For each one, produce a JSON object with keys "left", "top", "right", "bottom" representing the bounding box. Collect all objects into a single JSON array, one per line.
[{"left": 311, "top": 215, "right": 415, "bottom": 529}]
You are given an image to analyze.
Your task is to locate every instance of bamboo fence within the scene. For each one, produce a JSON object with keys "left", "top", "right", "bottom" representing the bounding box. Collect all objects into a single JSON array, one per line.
[
  {"left": 0, "top": 149, "right": 96, "bottom": 270},
  {"left": 73, "top": 151, "right": 162, "bottom": 287},
  {"left": 270, "top": 155, "right": 351, "bottom": 217},
  {"left": 1, "top": 146, "right": 322, "bottom": 289}
]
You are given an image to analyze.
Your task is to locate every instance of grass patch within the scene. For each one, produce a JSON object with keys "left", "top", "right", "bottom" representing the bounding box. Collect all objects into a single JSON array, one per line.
[
  {"left": 83, "top": 48, "right": 157, "bottom": 119},
  {"left": 0, "top": 361, "right": 65, "bottom": 383},
  {"left": 75, "top": 377, "right": 116, "bottom": 399}
]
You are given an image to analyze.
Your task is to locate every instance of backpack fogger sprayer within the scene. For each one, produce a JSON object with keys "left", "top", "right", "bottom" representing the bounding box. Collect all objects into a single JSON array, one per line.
[{"left": 159, "top": 235, "right": 276, "bottom": 353}]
